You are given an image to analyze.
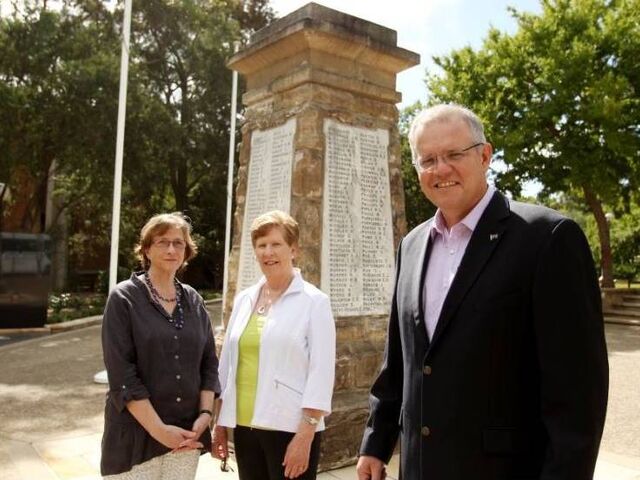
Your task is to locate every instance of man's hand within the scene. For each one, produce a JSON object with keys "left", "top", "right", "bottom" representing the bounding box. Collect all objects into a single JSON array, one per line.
[{"left": 356, "top": 455, "right": 386, "bottom": 480}]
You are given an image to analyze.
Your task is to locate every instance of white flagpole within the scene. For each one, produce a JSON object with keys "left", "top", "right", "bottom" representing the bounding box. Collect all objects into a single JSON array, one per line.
[
  {"left": 97, "top": 0, "right": 133, "bottom": 385},
  {"left": 108, "top": 0, "right": 133, "bottom": 293},
  {"left": 221, "top": 46, "right": 239, "bottom": 328}
]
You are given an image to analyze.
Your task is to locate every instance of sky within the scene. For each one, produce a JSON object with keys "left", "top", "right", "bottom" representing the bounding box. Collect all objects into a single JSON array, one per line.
[
  {"left": 270, "top": 0, "right": 542, "bottom": 108},
  {"left": 0, "top": 0, "right": 546, "bottom": 195},
  {"left": 0, "top": 0, "right": 542, "bottom": 107},
  {"left": 271, "top": 0, "right": 545, "bottom": 196}
]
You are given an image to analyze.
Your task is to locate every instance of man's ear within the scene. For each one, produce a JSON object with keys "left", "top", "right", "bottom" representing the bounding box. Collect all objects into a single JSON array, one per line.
[{"left": 481, "top": 142, "right": 493, "bottom": 168}]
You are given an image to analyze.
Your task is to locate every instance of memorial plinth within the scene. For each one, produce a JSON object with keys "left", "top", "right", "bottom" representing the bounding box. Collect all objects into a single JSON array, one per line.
[{"left": 225, "top": 2, "right": 419, "bottom": 468}]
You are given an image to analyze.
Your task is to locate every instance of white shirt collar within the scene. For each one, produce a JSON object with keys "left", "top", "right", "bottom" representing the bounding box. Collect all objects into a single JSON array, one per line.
[{"left": 431, "top": 185, "right": 496, "bottom": 238}]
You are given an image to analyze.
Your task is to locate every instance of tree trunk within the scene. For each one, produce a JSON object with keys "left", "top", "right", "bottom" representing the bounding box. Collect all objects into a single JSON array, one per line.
[
  {"left": 45, "top": 160, "right": 68, "bottom": 291},
  {"left": 583, "top": 185, "right": 614, "bottom": 288}
]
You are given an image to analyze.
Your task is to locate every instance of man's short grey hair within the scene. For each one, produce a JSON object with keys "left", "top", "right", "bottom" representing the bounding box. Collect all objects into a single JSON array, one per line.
[{"left": 408, "top": 104, "right": 487, "bottom": 161}]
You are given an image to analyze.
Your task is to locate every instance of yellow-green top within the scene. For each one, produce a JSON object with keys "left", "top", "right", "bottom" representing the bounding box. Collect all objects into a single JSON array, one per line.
[{"left": 235, "top": 312, "right": 266, "bottom": 426}]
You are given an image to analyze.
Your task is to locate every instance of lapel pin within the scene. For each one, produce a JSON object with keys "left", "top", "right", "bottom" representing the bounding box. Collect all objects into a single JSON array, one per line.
[{"left": 489, "top": 233, "right": 499, "bottom": 241}]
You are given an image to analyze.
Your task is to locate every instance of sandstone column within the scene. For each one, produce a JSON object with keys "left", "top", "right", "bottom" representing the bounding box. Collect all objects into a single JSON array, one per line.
[{"left": 225, "top": 3, "right": 419, "bottom": 468}]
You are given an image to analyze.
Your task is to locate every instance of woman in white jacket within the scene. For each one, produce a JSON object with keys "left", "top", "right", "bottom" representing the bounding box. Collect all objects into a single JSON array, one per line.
[{"left": 212, "top": 210, "right": 336, "bottom": 480}]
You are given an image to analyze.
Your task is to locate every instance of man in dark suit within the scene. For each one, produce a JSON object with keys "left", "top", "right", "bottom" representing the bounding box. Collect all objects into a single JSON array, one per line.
[{"left": 357, "top": 104, "right": 609, "bottom": 480}]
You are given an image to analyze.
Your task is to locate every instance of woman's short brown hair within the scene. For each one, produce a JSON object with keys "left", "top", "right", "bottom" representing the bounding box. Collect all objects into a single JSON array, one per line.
[
  {"left": 250, "top": 210, "right": 299, "bottom": 247},
  {"left": 134, "top": 212, "right": 198, "bottom": 271}
]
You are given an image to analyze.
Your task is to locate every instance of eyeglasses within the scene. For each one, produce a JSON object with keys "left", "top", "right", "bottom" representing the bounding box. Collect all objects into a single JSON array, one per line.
[
  {"left": 413, "top": 142, "right": 484, "bottom": 172},
  {"left": 153, "top": 239, "right": 186, "bottom": 251}
]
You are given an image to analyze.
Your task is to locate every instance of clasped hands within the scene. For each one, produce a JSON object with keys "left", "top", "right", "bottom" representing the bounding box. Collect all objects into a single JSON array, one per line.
[{"left": 155, "top": 412, "right": 210, "bottom": 452}]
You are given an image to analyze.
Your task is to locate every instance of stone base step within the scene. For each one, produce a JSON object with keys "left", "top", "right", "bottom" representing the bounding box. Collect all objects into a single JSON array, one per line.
[
  {"left": 620, "top": 301, "right": 640, "bottom": 308},
  {"left": 604, "top": 305, "right": 640, "bottom": 317},
  {"left": 604, "top": 316, "right": 640, "bottom": 326},
  {"left": 603, "top": 309, "right": 640, "bottom": 319}
]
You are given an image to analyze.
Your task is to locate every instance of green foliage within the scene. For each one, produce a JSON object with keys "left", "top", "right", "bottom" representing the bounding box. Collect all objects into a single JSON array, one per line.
[
  {"left": 399, "top": 102, "right": 437, "bottom": 230},
  {"left": 543, "top": 191, "right": 640, "bottom": 282},
  {"left": 609, "top": 205, "right": 640, "bottom": 281},
  {"left": 425, "top": 0, "right": 640, "bottom": 285},
  {"left": 94, "top": 267, "right": 130, "bottom": 294},
  {"left": 0, "top": 2, "right": 121, "bottom": 231},
  {"left": 1, "top": 0, "right": 274, "bottom": 289},
  {"left": 47, "top": 291, "right": 106, "bottom": 323},
  {"left": 200, "top": 289, "right": 222, "bottom": 301}
]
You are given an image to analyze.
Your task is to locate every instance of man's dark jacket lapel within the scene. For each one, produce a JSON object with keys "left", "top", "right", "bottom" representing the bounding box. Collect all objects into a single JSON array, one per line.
[
  {"left": 428, "top": 191, "right": 511, "bottom": 351},
  {"left": 411, "top": 219, "right": 433, "bottom": 350}
]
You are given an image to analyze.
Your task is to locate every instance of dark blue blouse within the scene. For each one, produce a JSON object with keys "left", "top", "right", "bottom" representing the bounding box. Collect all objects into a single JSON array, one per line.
[{"left": 100, "top": 273, "right": 220, "bottom": 476}]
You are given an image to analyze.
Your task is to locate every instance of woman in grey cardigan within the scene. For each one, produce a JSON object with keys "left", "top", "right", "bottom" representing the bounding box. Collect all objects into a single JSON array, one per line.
[{"left": 100, "top": 212, "right": 220, "bottom": 479}]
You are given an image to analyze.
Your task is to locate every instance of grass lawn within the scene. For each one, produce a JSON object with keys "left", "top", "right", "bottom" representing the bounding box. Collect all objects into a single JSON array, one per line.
[{"left": 614, "top": 279, "right": 640, "bottom": 289}]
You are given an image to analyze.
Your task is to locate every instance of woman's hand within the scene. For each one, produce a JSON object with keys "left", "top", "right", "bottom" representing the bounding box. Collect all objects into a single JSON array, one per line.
[
  {"left": 211, "top": 425, "right": 229, "bottom": 460},
  {"left": 154, "top": 424, "right": 202, "bottom": 450},
  {"left": 127, "top": 399, "right": 201, "bottom": 451},
  {"left": 282, "top": 431, "right": 314, "bottom": 478},
  {"left": 171, "top": 413, "right": 210, "bottom": 452},
  {"left": 191, "top": 413, "right": 211, "bottom": 439}
]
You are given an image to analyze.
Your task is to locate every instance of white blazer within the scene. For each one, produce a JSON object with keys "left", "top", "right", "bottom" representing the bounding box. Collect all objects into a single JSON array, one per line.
[{"left": 217, "top": 269, "right": 336, "bottom": 432}]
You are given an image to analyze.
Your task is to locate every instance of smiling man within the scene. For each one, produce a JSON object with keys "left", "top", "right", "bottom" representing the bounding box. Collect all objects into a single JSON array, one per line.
[{"left": 357, "top": 104, "right": 609, "bottom": 480}]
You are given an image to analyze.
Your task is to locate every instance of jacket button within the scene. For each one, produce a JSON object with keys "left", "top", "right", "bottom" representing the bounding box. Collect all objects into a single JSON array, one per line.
[
  {"left": 423, "top": 365, "right": 432, "bottom": 375},
  {"left": 421, "top": 426, "right": 431, "bottom": 437},
  {"left": 176, "top": 397, "right": 181, "bottom": 402}
]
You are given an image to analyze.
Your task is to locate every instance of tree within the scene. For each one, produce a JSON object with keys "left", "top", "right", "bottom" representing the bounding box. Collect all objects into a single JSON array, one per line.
[
  {"left": 0, "top": 0, "right": 274, "bottom": 290},
  {"left": 545, "top": 190, "right": 640, "bottom": 285},
  {"left": 0, "top": 2, "right": 121, "bottom": 233},
  {"left": 426, "top": 0, "right": 640, "bottom": 287},
  {"left": 399, "top": 102, "right": 437, "bottom": 230},
  {"left": 109, "top": 0, "right": 274, "bottom": 286},
  {"left": 609, "top": 205, "right": 640, "bottom": 284}
]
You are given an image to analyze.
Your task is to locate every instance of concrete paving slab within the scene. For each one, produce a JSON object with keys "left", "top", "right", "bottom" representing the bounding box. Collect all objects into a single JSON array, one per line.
[
  {"left": 0, "top": 331, "right": 50, "bottom": 348},
  {"left": 316, "top": 473, "right": 339, "bottom": 479},
  {"left": 595, "top": 460, "right": 640, "bottom": 480},
  {"left": 195, "top": 454, "right": 238, "bottom": 480},
  {"left": 597, "top": 451, "right": 640, "bottom": 478},
  {"left": 0, "top": 438, "right": 58, "bottom": 480},
  {"left": 600, "top": 324, "right": 640, "bottom": 459}
]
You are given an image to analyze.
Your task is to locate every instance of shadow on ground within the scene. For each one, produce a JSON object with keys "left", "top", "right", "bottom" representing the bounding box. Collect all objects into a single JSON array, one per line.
[{"left": 0, "top": 326, "right": 105, "bottom": 442}]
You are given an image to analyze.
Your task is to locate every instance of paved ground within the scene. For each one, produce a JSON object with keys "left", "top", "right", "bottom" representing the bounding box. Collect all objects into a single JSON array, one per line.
[
  {"left": 0, "top": 320, "right": 638, "bottom": 479},
  {"left": 0, "top": 331, "right": 49, "bottom": 348},
  {"left": 600, "top": 324, "right": 640, "bottom": 461}
]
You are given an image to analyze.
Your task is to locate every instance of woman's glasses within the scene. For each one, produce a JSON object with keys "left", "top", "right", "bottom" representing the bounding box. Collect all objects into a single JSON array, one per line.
[{"left": 153, "top": 239, "right": 186, "bottom": 251}]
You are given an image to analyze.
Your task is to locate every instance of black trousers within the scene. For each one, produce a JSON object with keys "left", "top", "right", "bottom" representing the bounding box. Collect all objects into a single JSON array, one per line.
[{"left": 234, "top": 426, "right": 322, "bottom": 480}]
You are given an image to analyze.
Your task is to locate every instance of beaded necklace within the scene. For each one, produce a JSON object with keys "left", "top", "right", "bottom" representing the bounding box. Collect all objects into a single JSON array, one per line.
[{"left": 144, "top": 272, "right": 185, "bottom": 329}]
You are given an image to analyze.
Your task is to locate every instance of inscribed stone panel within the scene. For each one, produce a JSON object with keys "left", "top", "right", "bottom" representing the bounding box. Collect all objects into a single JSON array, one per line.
[
  {"left": 237, "top": 118, "right": 296, "bottom": 291},
  {"left": 321, "top": 119, "right": 394, "bottom": 316}
]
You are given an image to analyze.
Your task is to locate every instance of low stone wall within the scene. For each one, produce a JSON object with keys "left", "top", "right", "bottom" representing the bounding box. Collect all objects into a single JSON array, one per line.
[
  {"left": 204, "top": 298, "right": 223, "bottom": 323},
  {"left": 601, "top": 288, "right": 640, "bottom": 309}
]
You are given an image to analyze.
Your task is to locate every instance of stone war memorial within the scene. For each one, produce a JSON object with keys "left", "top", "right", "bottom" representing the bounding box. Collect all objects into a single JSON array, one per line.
[{"left": 225, "top": 2, "right": 419, "bottom": 468}]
